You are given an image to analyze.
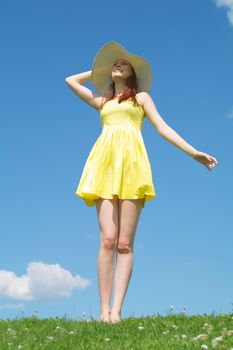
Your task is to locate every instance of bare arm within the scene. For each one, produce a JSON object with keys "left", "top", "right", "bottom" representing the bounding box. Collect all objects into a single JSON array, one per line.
[
  {"left": 65, "top": 70, "right": 104, "bottom": 110},
  {"left": 140, "top": 92, "right": 218, "bottom": 171}
]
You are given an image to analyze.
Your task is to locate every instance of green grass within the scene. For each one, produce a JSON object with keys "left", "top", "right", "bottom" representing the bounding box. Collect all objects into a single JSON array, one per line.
[{"left": 0, "top": 314, "right": 233, "bottom": 349}]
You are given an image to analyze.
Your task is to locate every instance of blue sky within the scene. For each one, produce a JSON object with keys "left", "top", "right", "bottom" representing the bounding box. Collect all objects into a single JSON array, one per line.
[{"left": 0, "top": 0, "right": 233, "bottom": 321}]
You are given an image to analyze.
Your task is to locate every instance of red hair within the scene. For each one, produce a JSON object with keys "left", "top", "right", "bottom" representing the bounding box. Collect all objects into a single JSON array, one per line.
[{"left": 100, "top": 64, "right": 141, "bottom": 110}]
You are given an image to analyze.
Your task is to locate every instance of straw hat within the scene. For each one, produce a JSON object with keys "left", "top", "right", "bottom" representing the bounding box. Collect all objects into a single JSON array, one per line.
[{"left": 91, "top": 41, "right": 152, "bottom": 96}]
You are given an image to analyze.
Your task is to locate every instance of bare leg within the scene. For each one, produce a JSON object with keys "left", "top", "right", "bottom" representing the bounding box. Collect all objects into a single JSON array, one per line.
[
  {"left": 95, "top": 196, "right": 119, "bottom": 323},
  {"left": 110, "top": 197, "right": 144, "bottom": 323}
]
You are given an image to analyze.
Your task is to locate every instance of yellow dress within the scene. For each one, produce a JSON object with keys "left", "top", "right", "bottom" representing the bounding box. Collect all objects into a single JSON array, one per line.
[{"left": 75, "top": 98, "right": 156, "bottom": 208}]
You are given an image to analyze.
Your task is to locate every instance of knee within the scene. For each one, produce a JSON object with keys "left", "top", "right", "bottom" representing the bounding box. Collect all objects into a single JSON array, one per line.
[
  {"left": 102, "top": 236, "right": 117, "bottom": 251},
  {"left": 117, "top": 240, "right": 131, "bottom": 254}
]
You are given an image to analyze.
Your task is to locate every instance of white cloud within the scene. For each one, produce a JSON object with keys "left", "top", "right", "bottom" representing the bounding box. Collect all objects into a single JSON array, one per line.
[
  {"left": 0, "top": 261, "right": 92, "bottom": 302},
  {"left": 81, "top": 232, "right": 97, "bottom": 240},
  {"left": 215, "top": 0, "right": 233, "bottom": 25},
  {"left": 0, "top": 303, "right": 25, "bottom": 310}
]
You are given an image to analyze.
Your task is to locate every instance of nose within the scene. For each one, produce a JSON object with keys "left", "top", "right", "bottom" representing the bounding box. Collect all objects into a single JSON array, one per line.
[{"left": 115, "top": 64, "right": 122, "bottom": 71}]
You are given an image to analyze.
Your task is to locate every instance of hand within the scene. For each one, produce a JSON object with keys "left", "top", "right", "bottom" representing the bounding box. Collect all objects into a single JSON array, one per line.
[{"left": 192, "top": 151, "right": 218, "bottom": 171}]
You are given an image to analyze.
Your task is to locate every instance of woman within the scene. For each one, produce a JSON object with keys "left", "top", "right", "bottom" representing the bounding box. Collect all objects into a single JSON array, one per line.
[{"left": 65, "top": 42, "right": 218, "bottom": 324}]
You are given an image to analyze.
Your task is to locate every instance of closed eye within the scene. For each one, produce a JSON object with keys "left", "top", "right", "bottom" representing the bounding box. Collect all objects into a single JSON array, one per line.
[{"left": 112, "top": 61, "right": 128, "bottom": 67}]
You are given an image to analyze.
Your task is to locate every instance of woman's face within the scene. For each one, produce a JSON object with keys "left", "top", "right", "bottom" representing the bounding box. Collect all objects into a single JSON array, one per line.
[{"left": 111, "top": 58, "right": 134, "bottom": 82}]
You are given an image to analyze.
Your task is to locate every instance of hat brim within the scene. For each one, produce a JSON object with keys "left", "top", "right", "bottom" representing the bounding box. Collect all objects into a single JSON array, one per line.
[{"left": 91, "top": 41, "right": 152, "bottom": 96}]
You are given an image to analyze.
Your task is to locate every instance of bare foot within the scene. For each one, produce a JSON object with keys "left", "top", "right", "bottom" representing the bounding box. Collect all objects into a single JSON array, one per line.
[
  {"left": 110, "top": 310, "right": 121, "bottom": 324},
  {"left": 99, "top": 310, "right": 111, "bottom": 323}
]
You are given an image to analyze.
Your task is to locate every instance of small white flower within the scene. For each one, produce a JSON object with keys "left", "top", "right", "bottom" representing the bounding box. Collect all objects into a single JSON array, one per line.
[
  {"left": 105, "top": 338, "right": 110, "bottom": 341},
  {"left": 20, "top": 309, "right": 26, "bottom": 317},
  {"left": 172, "top": 324, "right": 178, "bottom": 329},
  {"left": 203, "top": 322, "right": 209, "bottom": 328},
  {"left": 17, "top": 346, "right": 22, "bottom": 349},
  {"left": 168, "top": 305, "right": 174, "bottom": 315},
  {"left": 206, "top": 326, "right": 214, "bottom": 334},
  {"left": 32, "top": 310, "right": 38, "bottom": 318},
  {"left": 138, "top": 326, "right": 144, "bottom": 330},
  {"left": 192, "top": 334, "right": 208, "bottom": 341},
  {"left": 201, "top": 345, "right": 208, "bottom": 349},
  {"left": 181, "top": 334, "right": 187, "bottom": 339},
  {"left": 181, "top": 307, "right": 186, "bottom": 315},
  {"left": 7, "top": 328, "right": 16, "bottom": 335},
  {"left": 69, "top": 331, "right": 74, "bottom": 335},
  {"left": 211, "top": 335, "right": 223, "bottom": 348},
  {"left": 47, "top": 336, "right": 54, "bottom": 340}
]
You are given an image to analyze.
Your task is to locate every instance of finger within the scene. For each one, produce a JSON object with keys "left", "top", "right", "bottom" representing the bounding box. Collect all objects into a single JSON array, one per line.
[
  {"left": 211, "top": 160, "right": 217, "bottom": 166},
  {"left": 204, "top": 155, "right": 211, "bottom": 162},
  {"left": 210, "top": 156, "right": 218, "bottom": 164},
  {"left": 210, "top": 163, "right": 216, "bottom": 169}
]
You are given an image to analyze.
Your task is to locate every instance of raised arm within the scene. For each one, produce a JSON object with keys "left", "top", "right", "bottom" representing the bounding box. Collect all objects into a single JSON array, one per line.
[
  {"left": 65, "top": 70, "right": 104, "bottom": 111},
  {"left": 140, "top": 92, "right": 218, "bottom": 171}
]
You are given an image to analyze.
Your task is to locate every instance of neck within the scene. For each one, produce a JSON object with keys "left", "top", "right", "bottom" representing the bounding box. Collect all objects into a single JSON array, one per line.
[{"left": 114, "top": 81, "right": 127, "bottom": 97}]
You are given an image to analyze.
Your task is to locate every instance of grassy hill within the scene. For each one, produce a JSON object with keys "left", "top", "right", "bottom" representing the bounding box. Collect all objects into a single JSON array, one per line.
[{"left": 0, "top": 313, "right": 233, "bottom": 349}]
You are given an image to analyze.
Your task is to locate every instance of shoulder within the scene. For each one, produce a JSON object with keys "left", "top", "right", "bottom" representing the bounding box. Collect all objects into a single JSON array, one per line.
[
  {"left": 93, "top": 95, "right": 109, "bottom": 111},
  {"left": 135, "top": 91, "right": 152, "bottom": 108}
]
